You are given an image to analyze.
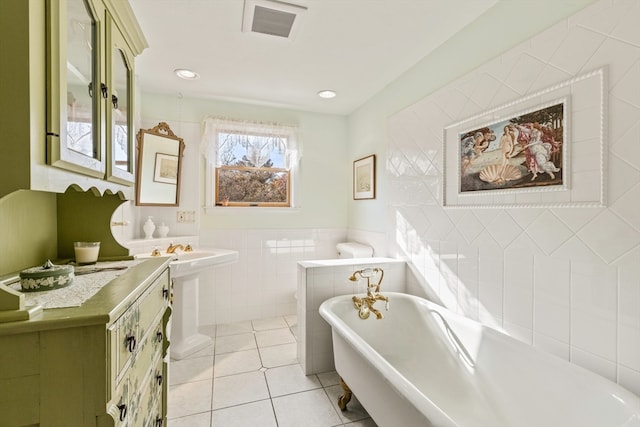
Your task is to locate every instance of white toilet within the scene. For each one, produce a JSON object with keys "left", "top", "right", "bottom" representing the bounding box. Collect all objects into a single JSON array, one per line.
[{"left": 336, "top": 242, "right": 373, "bottom": 258}]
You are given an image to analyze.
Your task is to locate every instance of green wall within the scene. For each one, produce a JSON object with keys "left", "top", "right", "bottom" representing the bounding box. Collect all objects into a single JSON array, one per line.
[{"left": 139, "top": 92, "right": 350, "bottom": 230}]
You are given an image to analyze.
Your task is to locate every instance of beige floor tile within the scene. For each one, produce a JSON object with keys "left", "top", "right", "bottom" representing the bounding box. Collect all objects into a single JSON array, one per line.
[
  {"left": 259, "top": 342, "right": 297, "bottom": 368},
  {"left": 212, "top": 370, "right": 269, "bottom": 410},
  {"left": 284, "top": 314, "right": 297, "bottom": 328},
  {"left": 168, "top": 318, "right": 375, "bottom": 427},
  {"left": 215, "top": 332, "right": 257, "bottom": 354},
  {"left": 171, "top": 341, "right": 214, "bottom": 361},
  {"left": 272, "top": 389, "right": 342, "bottom": 427},
  {"left": 345, "top": 418, "right": 378, "bottom": 427},
  {"left": 211, "top": 399, "right": 277, "bottom": 427},
  {"left": 255, "top": 327, "right": 296, "bottom": 348},
  {"left": 216, "top": 321, "right": 253, "bottom": 337},
  {"left": 252, "top": 316, "right": 288, "bottom": 331},
  {"left": 316, "top": 370, "right": 340, "bottom": 387},
  {"left": 167, "top": 379, "right": 213, "bottom": 419},
  {"left": 169, "top": 355, "right": 213, "bottom": 386},
  {"left": 214, "top": 349, "right": 262, "bottom": 377},
  {"left": 265, "top": 364, "right": 321, "bottom": 397},
  {"left": 167, "top": 411, "right": 211, "bottom": 427},
  {"left": 324, "top": 384, "right": 370, "bottom": 424}
]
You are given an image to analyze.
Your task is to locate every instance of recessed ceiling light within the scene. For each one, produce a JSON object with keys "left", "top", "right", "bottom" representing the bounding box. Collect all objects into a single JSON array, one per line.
[
  {"left": 317, "top": 90, "right": 336, "bottom": 99},
  {"left": 174, "top": 68, "right": 200, "bottom": 80}
]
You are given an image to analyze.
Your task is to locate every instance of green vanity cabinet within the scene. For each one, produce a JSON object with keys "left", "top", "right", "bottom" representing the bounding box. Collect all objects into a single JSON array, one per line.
[{"left": 0, "top": 257, "right": 172, "bottom": 427}]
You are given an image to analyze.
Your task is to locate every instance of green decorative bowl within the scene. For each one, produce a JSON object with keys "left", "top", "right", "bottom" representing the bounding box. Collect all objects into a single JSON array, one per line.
[{"left": 19, "top": 260, "right": 75, "bottom": 292}]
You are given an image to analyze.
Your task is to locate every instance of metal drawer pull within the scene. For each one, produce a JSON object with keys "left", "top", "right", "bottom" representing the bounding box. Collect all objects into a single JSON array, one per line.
[
  {"left": 156, "top": 374, "right": 163, "bottom": 386},
  {"left": 126, "top": 335, "right": 137, "bottom": 352},
  {"left": 156, "top": 418, "right": 163, "bottom": 426},
  {"left": 117, "top": 404, "right": 127, "bottom": 421},
  {"left": 156, "top": 331, "right": 163, "bottom": 342},
  {"left": 162, "top": 287, "right": 169, "bottom": 299}
]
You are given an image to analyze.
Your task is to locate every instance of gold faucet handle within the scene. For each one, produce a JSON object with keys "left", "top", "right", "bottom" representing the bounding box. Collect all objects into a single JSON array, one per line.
[
  {"left": 151, "top": 248, "right": 161, "bottom": 256},
  {"left": 184, "top": 244, "right": 193, "bottom": 252}
]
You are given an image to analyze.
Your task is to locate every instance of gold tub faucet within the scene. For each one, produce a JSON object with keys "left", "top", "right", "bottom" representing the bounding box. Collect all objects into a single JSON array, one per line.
[{"left": 349, "top": 268, "right": 389, "bottom": 319}]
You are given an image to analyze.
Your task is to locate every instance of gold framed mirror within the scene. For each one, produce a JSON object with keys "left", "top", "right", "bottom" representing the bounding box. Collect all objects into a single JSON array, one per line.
[{"left": 135, "top": 122, "right": 185, "bottom": 206}]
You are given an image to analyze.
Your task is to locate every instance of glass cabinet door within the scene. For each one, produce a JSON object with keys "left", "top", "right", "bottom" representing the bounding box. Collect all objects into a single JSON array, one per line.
[
  {"left": 47, "top": 0, "right": 106, "bottom": 178},
  {"left": 107, "top": 23, "right": 135, "bottom": 185}
]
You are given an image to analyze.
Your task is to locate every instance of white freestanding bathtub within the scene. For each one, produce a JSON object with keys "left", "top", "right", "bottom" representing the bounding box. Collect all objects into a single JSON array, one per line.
[{"left": 319, "top": 292, "right": 640, "bottom": 427}]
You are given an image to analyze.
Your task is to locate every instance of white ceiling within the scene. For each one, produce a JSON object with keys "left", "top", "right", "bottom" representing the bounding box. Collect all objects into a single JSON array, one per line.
[{"left": 129, "top": 0, "right": 498, "bottom": 115}]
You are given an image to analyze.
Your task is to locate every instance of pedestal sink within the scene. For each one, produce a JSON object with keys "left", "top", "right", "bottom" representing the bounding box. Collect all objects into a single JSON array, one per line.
[{"left": 137, "top": 248, "right": 239, "bottom": 359}]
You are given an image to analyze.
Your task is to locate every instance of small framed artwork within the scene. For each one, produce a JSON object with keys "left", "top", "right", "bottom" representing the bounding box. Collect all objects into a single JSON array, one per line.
[
  {"left": 353, "top": 154, "right": 376, "bottom": 200},
  {"left": 153, "top": 153, "right": 179, "bottom": 184}
]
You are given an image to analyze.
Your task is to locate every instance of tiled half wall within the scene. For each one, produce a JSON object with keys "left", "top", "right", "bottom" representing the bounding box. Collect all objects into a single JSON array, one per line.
[{"left": 297, "top": 258, "right": 406, "bottom": 375}]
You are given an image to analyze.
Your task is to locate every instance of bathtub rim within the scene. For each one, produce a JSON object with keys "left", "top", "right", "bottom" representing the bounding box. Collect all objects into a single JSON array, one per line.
[
  {"left": 319, "top": 291, "right": 640, "bottom": 427},
  {"left": 320, "top": 292, "right": 460, "bottom": 427}
]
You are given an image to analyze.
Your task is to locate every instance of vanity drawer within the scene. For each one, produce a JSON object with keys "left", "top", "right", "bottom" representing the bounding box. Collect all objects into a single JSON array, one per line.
[
  {"left": 110, "top": 376, "right": 131, "bottom": 427},
  {"left": 113, "top": 306, "right": 140, "bottom": 379},
  {"left": 138, "top": 270, "right": 170, "bottom": 338},
  {"left": 128, "top": 315, "right": 164, "bottom": 387},
  {"left": 147, "top": 400, "right": 164, "bottom": 427},
  {"left": 135, "top": 356, "right": 165, "bottom": 427},
  {"left": 109, "top": 334, "right": 164, "bottom": 425},
  {"left": 109, "top": 268, "right": 169, "bottom": 387}
]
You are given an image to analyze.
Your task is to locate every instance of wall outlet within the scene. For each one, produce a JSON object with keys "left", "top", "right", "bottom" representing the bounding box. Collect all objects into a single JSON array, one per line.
[{"left": 177, "top": 211, "right": 196, "bottom": 223}]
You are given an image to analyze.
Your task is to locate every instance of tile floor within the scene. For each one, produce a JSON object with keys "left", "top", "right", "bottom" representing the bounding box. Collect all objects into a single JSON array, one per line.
[{"left": 167, "top": 315, "right": 377, "bottom": 427}]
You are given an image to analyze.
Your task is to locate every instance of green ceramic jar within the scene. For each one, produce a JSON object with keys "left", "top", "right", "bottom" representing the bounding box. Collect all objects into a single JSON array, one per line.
[{"left": 19, "top": 260, "right": 74, "bottom": 292}]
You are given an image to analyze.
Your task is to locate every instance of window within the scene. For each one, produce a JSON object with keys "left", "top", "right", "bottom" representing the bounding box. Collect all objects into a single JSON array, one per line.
[{"left": 202, "top": 117, "right": 299, "bottom": 208}]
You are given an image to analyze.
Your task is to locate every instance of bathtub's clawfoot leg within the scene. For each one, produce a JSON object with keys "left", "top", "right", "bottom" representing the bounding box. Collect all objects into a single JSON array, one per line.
[{"left": 338, "top": 377, "right": 352, "bottom": 411}]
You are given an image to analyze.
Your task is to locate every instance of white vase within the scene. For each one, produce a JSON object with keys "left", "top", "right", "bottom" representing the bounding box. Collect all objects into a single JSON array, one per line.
[
  {"left": 143, "top": 217, "right": 156, "bottom": 239},
  {"left": 157, "top": 222, "right": 169, "bottom": 238}
]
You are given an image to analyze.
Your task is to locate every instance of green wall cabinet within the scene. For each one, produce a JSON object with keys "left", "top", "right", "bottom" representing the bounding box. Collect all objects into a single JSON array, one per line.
[{"left": 0, "top": 0, "right": 146, "bottom": 199}]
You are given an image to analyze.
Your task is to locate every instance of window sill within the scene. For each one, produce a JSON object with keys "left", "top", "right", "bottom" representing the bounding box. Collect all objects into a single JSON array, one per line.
[{"left": 204, "top": 206, "right": 301, "bottom": 215}]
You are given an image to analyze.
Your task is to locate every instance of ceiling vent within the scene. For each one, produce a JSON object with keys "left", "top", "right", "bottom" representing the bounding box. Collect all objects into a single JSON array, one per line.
[{"left": 243, "top": 0, "right": 307, "bottom": 39}]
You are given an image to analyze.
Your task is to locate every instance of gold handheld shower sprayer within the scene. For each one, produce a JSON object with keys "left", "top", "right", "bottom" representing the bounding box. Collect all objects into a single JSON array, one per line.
[{"left": 349, "top": 268, "right": 388, "bottom": 319}]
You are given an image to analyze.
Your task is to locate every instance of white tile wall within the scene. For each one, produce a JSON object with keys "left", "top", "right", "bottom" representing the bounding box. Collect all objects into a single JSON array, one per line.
[
  {"left": 387, "top": 0, "right": 640, "bottom": 395},
  {"left": 196, "top": 228, "right": 348, "bottom": 325}
]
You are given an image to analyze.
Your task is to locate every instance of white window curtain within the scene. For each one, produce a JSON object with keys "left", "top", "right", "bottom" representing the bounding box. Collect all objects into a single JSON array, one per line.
[{"left": 200, "top": 116, "right": 301, "bottom": 208}]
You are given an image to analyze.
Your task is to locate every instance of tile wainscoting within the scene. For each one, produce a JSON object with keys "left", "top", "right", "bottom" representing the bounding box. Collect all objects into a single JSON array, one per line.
[
  {"left": 197, "top": 228, "right": 350, "bottom": 325},
  {"left": 386, "top": 0, "right": 640, "bottom": 395}
]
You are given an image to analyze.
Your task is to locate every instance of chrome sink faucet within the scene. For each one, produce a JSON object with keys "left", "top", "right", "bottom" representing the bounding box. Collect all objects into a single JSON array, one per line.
[{"left": 349, "top": 268, "right": 389, "bottom": 319}]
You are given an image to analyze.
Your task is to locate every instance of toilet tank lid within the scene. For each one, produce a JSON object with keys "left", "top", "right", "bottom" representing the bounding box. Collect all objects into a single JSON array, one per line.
[{"left": 336, "top": 242, "right": 374, "bottom": 257}]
